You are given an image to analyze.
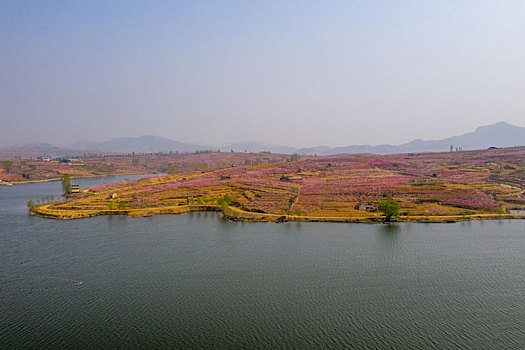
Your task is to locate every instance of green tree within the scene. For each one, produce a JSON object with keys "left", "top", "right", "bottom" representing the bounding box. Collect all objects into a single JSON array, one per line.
[
  {"left": 61, "top": 173, "right": 71, "bottom": 194},
  {"left": 378, "top": 199, "right": 400, "bottom": 221},
  {"left": 27, "top": 200, "right": 35, "bottom": 209}
]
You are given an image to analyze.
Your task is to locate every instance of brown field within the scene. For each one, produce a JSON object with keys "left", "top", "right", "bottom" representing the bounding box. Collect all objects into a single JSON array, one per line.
[{"left": 0, "top": 151, "right": 289, "bottom": 184}]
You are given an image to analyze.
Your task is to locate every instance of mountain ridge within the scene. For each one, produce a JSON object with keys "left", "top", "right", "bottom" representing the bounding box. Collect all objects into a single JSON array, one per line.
[
  {"left": 3, "top": 121, "right": 524, "bottom": 156},
  {"left": 297, "top": 121, "right": 525, "bottom": 155}
]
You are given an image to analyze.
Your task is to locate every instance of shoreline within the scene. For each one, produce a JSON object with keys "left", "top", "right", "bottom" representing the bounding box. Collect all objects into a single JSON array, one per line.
[
  {"left": 30, "top": 203, "right": 525, "bottom": 223},
  {"left": 1, "top": 172, "right": 157, "bottom": 186}
]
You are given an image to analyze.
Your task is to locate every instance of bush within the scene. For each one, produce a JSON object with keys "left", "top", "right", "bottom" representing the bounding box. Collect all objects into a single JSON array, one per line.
[
  {"left": 217, "top": 194, "right": 232, "bottom": 206},
  {"left": 166, "top": 165, "right": 180, "bottom": 174},
  {"left": 217, "top": 194, "right": 233, "bottom": 211}
]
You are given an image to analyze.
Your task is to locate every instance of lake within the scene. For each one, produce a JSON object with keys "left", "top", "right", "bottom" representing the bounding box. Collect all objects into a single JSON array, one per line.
[{"left": 1, "top": 176, "right": 524, "bottom": 349}]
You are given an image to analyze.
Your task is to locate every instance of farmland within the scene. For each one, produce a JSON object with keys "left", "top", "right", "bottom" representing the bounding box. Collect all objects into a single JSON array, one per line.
[
  {"left": 29, "top": 147, "right": 525, "bottom": 222},
  {"left": 0, "top": 152, "right": 289, "bottom": 184}
]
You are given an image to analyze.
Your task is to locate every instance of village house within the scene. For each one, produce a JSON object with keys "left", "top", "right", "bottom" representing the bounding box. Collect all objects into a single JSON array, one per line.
[
  {"left": 59, "top": 158, "right": 73, "bottom": 165},
  {"left": 280, "top": 175, "right": 303, "bottom": 183},
  {"left": 354, "top": 202, "right": 377, "bottom": 212},
  {"left": 355, "top": 203, "right": 367, "bottom": 211},
  {"left": 71, "top": 185, "right": 80, "bottom": 193}
]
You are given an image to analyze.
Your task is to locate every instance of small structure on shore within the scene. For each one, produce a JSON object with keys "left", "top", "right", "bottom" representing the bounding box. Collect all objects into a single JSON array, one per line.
[
  {"left": 355, "top": 203, "right": 367, "bottom": 211},
  {"left": 355, "top": 202, "right": 377, "bottom": 212},
  {"left": 109, "top": 192, "right": 118, "bottom": 199},
  {"left": 71, "top": 185, "right": 80, "bottom": 193},
  {"left": 280, "top": 175, "right": 303, "bottom": 183}
]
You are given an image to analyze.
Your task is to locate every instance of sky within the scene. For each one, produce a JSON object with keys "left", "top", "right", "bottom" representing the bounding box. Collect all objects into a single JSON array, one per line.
[{"left": 1, "top": 0, "right": 524, "bottom": 148}]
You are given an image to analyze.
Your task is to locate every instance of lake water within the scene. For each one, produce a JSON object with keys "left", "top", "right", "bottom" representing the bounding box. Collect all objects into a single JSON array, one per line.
[{"left": 1, "top": 176, "right": 524, "bottom": 349}]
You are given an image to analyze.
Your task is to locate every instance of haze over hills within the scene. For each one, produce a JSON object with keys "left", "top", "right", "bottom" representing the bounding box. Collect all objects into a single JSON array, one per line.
[
  {"left": 298, "top": 121, "right": 525, "bottom": 155},
  {"left": 68, "top": 136, "right": 205, "bottom": 154},
  {"left": 68, "top": 138, "right": 298, "bottom": 155},
  {"left": 0, "top": 143, "right": 88, "bottom": 158},
  {"left": 2, "top": 122, "right": 524, "bottom": 157},
  {"left": 222, "top": 142, "right": 298, "bottom": 155}
]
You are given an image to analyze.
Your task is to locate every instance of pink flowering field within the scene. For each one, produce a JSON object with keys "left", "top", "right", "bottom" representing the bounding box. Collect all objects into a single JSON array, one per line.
[{"left": 36, "top": 147, "right": 525, "bottom": 219}]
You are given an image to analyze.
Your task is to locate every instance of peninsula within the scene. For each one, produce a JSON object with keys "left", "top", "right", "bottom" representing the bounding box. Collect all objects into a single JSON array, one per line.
[{"left": 30, "top": 147, "right": 525, "bottom": 223}]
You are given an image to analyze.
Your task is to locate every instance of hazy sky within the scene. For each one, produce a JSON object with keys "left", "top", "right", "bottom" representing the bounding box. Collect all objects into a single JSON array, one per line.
[{"left": 1, "top": 1, "right": 524, "bottom": 148}]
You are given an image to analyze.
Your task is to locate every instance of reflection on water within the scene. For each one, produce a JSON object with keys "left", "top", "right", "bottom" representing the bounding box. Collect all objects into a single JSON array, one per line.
[{"left": 380, "top": 222, "right": 401, "bottom": 234}]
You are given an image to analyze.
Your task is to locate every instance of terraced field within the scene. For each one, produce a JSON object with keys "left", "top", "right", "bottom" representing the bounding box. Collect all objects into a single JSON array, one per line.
[{"left": 32, "top": 147, "right": 525, "bottom": 222}]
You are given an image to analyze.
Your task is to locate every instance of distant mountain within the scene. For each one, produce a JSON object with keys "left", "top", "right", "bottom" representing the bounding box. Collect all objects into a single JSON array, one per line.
[
  {"left": 3, "top": 121, "right": 524, "bottom": 158},
  {"left": 68, "top": 136, "right": 205, "bottom": 153},
  {"left": 223, "top": 122, "right": 525, "bottom": 155},
  {"left": 297, "top": 121, "right": 525, "bottom": 155}
]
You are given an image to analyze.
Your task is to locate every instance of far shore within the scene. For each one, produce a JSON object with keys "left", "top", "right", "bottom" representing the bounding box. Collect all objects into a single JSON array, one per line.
[{"left": 0, "top": 172, "right": 157, "bottom": 186}]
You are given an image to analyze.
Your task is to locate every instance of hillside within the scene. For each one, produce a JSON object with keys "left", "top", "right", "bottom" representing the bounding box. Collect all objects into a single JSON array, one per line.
[{"left": 31, "top": 146, "right": 525, "bottom": 222}]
